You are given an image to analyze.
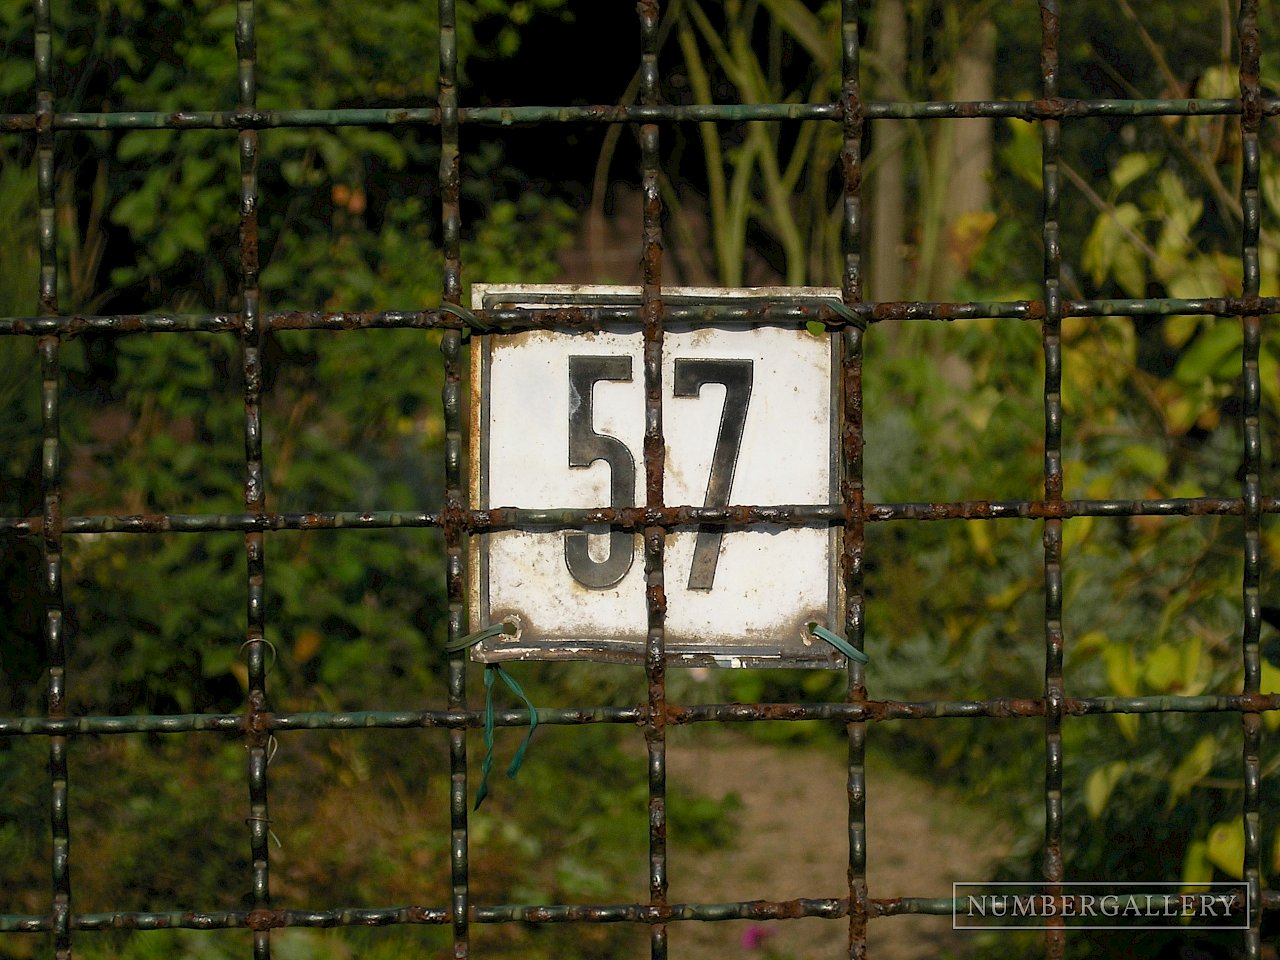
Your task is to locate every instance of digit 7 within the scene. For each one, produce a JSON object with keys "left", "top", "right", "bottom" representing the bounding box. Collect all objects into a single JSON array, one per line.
[
  {"left": 565, "top": 355, "right": 636, "bottom": 588},
  {"left": 673, "top": 358, "right": 753, "bottom": 590}
]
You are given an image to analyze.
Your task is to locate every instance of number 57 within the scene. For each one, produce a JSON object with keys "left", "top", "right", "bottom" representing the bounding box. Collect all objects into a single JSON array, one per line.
[{"left": 565, "top": 355, "right": 754, "bottom": 591}]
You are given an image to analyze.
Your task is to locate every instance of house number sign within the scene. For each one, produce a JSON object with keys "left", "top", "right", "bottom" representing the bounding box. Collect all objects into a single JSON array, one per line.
[{"left": 468, "top": 285, "right": 843, "bottom": 668}]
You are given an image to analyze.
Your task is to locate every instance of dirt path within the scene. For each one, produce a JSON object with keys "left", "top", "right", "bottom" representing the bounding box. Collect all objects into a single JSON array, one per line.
[{"left": 660, "top": 729, "right": 1007, "bottom": 960}]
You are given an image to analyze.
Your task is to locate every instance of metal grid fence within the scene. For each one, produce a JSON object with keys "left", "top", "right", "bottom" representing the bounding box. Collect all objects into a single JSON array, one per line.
[{"left": 1, "top": 1, "right": 1278, "bottom": 958}]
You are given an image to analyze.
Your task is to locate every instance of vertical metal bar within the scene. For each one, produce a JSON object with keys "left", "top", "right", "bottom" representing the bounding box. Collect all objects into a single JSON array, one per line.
[
  {"left": 235, "top": 4, "right": 271, "bottom": 960},
  {"left": 34, "top": 2, "right": 69, "bottom": 955},
  {"left": 1237, "top": 3, "right": 1263, "bottom": 957},
  {"left": 839, "top": 2, "right": 867, "bottom": 958},
  {"left": 438, "top": 1, "right": 469, "bottom": 957},
  {"left": 1038, "top": 3, "right": 1065, "bottom": 959},
  {"left": 637, "top": 1, "right": 668, "bottom": 957}
]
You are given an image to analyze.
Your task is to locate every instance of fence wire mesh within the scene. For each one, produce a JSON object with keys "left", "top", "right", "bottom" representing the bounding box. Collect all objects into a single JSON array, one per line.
[{"left": 0, "top": 1, "right": 1277, "bottom": 959}]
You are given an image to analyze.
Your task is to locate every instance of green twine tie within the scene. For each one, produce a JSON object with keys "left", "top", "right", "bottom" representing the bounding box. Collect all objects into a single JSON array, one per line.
[
  {"left": 439, "top": 301, "right": 493, "bottom": 338},
  {"left": 476, "top": 661, "right": 538, "bottom": 809},
  {"left": 807, "top": 622, "right": 870, "bottom": 664},
  {"left": 821, "top": 298, "right": 868, "bottom": 330},
  {"left": 446, "top": 620, "right": 539, "bottom": 809}
]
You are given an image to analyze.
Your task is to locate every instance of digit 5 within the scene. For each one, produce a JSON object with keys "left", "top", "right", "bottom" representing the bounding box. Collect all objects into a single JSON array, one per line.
[{"left": 565, "top": 355, "right": 636, "bottom": 587}]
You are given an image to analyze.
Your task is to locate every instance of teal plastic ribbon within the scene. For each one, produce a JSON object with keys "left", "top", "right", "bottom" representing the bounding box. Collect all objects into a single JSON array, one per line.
[
  {"left": 808, "top": 622, "right": 870, "bottom": 664},
  {"left": 445, "top": 620, "right": 539, "bottom": 809}
]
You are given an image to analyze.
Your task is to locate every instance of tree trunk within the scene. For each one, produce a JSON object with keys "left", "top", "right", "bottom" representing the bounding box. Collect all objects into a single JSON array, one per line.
[
  {"left": 868, "top": 0, "right": 908, "bottom": 303},
  {"left": 929, "top": 18, "right": 995, "bottom": 297}
]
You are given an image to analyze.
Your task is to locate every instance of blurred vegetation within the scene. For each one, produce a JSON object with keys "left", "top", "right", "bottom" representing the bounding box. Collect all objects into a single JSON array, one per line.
[
  {"left": 0, "top": 3, "right": 686, "bottom": 960},
  {"left": 1, "top": 2, "right": 1280, "bottom": 960}
]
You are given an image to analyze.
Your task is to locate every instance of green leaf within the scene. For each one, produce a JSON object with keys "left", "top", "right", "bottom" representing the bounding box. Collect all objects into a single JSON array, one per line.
[
  {"left": 1174, "top": 322, "right": 1240, "bottom": 386},
  {"left": 117, "top": 130, "right": 159, "bottom": 163},
  {"left": 1085, "top": 761, "right": 1127, "bottom": 818},
  {"left": 1142, "top": 634, "right": 1206, "bottom": 696},
  {"left": 1110, "top": 152, "right": 1157, "bottom": 195},
  {"left": 1102, "top": 644, "right": 1140, "bottom": 742},
  {"left": 1166, "top": 734, "right": 1216, "bottom": 807},
  {"left": 1163, "top": 315, "right": 1201, "bottom": 349},
  {"left": 1119, "top": 443, "right": 1168, "bottom": 483},
  {"left": 1082, "top": 202, "right": 1145, "bottom": 293},
  {"left": 0, "top": 59, "right": 31, "bottom": 96},
  {"left": 1103, "top": 643, "right": 1139, "bottom": 697},
  {"left": 1206, "top": 816, "right": 1245, "bottom": 879},
  {"left": 1180, "top": 634, "right": 1205, "bottom": 696},
  {"left": 202, "top": 4, "right": 237, "bottom": 30},
  {"left": 1062, "top": 515, "right": 1093, "bottom": 554},
  {"left": 1196, "top": 64, "right": 1237, "bottom": 98},
  {"left": 1113, "top": 243, "right": 1147, "bottom": 298},
  {"left": 171, "top": 213, "right": 208, "bottom": 256},
  {"left": 1081, "top": 217, "right": 1109, "bottom": 287},
  {"left": 1144, "top": 644, "right": 1183, "bottom": 692},
  {"left": 1181, "top": 839, "right": 1214, "bottom": 889},
  {"left": 1000, "top": 117, "right": 1041, "bottom": 190},
  {"left": 1261, "top": 659, "right": 1280, "bottom": 732},
  {"left": 111, "top": 183, "right": 161, "bottom": 232},
  {"left": 1262, "top": 160, "right": 1280, "bottom": 219},
  {"left": 108, "top": 35, "right": 144, "bottom": 72}
]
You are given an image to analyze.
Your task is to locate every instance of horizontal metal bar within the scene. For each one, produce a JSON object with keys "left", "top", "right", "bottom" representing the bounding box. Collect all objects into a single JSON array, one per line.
[
  {"left": 474, "top": 505, "right": 845, "bottom": 529},
  {"left": 0, "top": 107, "right": 442, "bottom": 132},
  {"left": 269, "top": 706, "right": 643, "bottom": 730},
  {"left": 0, "top": 707, "right": 645, "bottom": 737},
  {"left": 0, "top": 714, "right": 244, "bottom": 736},
  {"left": 270, "top": 302, "right": 865, "bottom": 331},
  {"left": 3, "top": 496, "right": 1276, "bottom": 539},
  {"left": 0, "top": 900, "right": 845, "bottom": 933},
  {"left": 477, "top": 496, "right": 1278, "bottom": 529},
  {"left": 664, "top": 694, "right": 1280, "bottom": 722},
  {"left": 4, "top": 97, "right": 1279, "bottom": 134},
  {"left": 0, "top": 511, "right": 444, "bottom": 536},
  {"left": 0, "top": 313, "right": 241, "bottom": 335},
  {"left": 864, "top": 496, "right": 1279, "bottom": 522},
  {"left": 1, "top": 890, "right": 1274, "bottom": 933},
  {"left": 465, "top": 97, "right": 1265, "bottom": 123},
  {"left": 3, "top": 296, "right": 1277, "bottom": 338},
  {"left": 478, "top": 899, "right": 847, "bottom": 924},
  {"left": 1065, "top": 297, "right": 1280, "bottom": 318},
  {"left": 4, "top": 693, "right": 1276, "bottom": 739}
]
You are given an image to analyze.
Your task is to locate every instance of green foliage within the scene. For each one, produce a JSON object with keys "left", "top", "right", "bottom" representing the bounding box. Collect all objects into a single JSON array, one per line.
[
  {"left": 1, "top": 0, "right": 569, "bottom": 308},
  {"left": 663, "top": 0, "right": 845, "bottom": 286},
  {"left": 70, "top": 928, "right": 452, "bottom": 960},
  {"left": 5, "top": 3, "right": 1280, "bottom": 958},
  {"left": 957, "top": 11, "right": 1280, "bottom": 923},
  {"left": 701, "top": 3, "right": 1280, "bottom": 934},
  {"left": 0, "top": 5, "right": 654, "bottom": 959}
]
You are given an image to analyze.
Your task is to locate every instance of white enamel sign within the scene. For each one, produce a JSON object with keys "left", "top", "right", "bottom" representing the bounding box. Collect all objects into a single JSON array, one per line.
[{"left": 468, "top": 285, "right": 842, "bottom": 668}]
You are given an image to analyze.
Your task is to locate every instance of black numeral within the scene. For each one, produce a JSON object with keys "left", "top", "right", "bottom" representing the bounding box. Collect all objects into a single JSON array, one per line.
[
  {"left": 565, "top": 355, "right": 636, "bottom": 587},
  {"left": 565, "top": 355, "right": 753, "bottom": 591},
  {"left": 673, "top": 358, "right": 753, "bottom": 589}
]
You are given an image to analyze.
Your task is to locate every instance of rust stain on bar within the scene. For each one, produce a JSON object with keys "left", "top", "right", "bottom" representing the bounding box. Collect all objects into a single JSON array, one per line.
[
  {"left": 1030, "top": 97, "right": 1069, "bottom": 118},
  {"left": 1039, "top": 6, "right": 1059, "bottom": 75},
  {"left": 245, "top": 910, "right": 286, "bottom": 931}
]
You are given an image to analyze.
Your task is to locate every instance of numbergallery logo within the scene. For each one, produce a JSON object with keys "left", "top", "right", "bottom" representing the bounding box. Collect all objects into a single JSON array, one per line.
[{"left": 953, "top": 883, "right": 1249, "bottom": 931}]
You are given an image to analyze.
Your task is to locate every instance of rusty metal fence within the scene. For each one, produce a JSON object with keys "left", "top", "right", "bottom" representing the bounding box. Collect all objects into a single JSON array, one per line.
[{"left": 1, "top": 1, "right": 1279, "bottom": 958}]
